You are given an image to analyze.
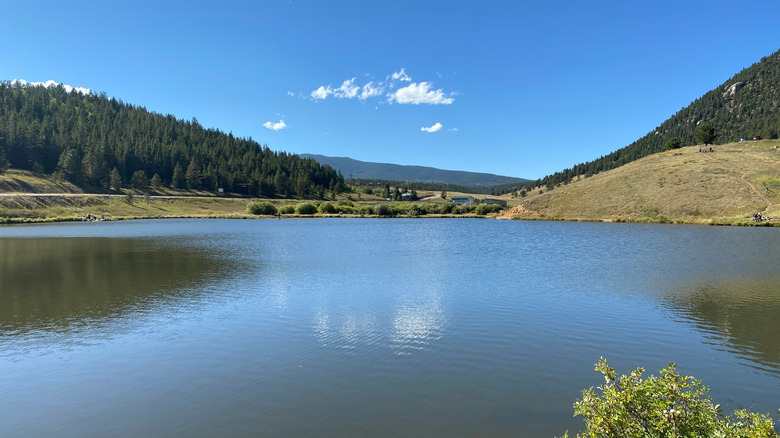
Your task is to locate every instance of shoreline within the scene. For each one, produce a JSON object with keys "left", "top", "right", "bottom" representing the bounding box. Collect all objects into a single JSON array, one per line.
[{"left": 2, "top": 209, "right": 775, "bottom": 227}]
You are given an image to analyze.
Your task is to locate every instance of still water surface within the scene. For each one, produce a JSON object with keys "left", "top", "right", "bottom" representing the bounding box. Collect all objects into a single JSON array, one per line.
[{"left": 1, "top": 218, "right": 779, "bottom": 437}]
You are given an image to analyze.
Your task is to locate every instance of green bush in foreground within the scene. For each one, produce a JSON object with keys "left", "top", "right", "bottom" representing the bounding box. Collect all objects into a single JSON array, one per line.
[
  {"left": 560, "top": 358, "right": 778, "bottom": 438},
  {"left": 246, "top": 201, "right": 277, "bottom": 215}
]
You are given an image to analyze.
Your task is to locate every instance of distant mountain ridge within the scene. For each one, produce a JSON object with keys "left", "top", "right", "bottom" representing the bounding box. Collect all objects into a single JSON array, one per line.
[{"left": 300, "top": 154, "right": 530, "bottom": 188}]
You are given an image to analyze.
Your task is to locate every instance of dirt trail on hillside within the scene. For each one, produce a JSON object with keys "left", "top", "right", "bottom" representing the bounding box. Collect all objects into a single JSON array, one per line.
[{"left": 702, "top": 153, "right": 774, "bottom": 213}]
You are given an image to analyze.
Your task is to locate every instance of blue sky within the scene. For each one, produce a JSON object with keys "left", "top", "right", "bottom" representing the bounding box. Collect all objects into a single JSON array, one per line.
[{"left": 2, "top": 1, "right": 779, "bottom": 179}]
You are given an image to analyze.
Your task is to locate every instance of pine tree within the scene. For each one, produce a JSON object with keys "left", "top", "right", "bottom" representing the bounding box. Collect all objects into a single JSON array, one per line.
[
  {"left": 150, "top": 173, "right": 162, "bottom": 190},
  {"left": 110, "top": 167, "right": 122, "bottom": 191},
  {"left": 695, "top": 123, "right": 717, "bottom": 145},
  {"left": 0, "top": 147, "right": 9, "bottom": 172},
  {"left": 56, "top": 148, "right": 81, "bottom": 183},
  {"left": 664, "top": 137, "right": 682, "bottom": 150},
  {"left": 185, "top": 159, "right": 201, "bottom": 189},
  {"left": 171, "top": 162, "right": 184, "bottom": 189},
  {"left": 131, "top": 170, "right": 149, "bottom": 190}
]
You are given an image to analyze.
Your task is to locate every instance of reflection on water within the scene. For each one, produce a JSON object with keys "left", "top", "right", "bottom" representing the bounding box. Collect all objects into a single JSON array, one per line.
[
  {"left": 392, "top": 286, "right": 445, "bottom": 354},
  {"left": 663, "top": 276, "right": 780, "bottom": 375},
  {"left": 0, "top": 236, "right": 231, "bottom": 352},
  {"left": 315, "top": 310, "right": 380, "bottom": 350}
]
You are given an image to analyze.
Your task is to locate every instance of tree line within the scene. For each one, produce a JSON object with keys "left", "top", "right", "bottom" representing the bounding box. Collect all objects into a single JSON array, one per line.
[{"left": 0, "top": 81, "right": 347, "bottom": 197}]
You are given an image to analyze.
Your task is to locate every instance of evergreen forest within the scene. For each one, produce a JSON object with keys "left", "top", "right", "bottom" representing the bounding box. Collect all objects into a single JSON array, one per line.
[{"left": 0, "top": 81, "right": 347, "bottom": 197}]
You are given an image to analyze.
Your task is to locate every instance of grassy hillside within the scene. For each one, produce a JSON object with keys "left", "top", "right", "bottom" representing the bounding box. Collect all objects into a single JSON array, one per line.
[
  {"left": 0, "top": 169, "right": 83, "bottom": 193},
  {"left": 503, "top": 140, "right": 780, "bottom": 225}
]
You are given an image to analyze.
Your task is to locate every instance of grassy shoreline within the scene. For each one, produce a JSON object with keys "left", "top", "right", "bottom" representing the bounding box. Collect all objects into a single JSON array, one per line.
[
  {"left": 0, "top": 192, "right": 495, "bottom": 224},
  {"left": 1, "top": 192, "right": 773, "bottom": 226}
]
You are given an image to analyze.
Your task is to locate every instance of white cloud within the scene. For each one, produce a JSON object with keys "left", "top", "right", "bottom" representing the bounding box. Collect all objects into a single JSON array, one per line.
[
  {"left": 360, "top": 81, "right": 383, "bottom": 100},
  {"left": 389, "top": 82, "right": 454, "bottom": 105},
  {"left": 391, "top": 68, "right": 412, "bottom": 82},
  {"left": 287, "top": 91, "right": 295, "bottom": 97},
  {"left": 334, "top": 78, "right": 359, "bottom": 99},
  {"left": 11, "top": 78, "right": 91, "bottom": 95},
  {"left": 421, "top": 122, "right": 443, "bottom": 133},
  {"left": 263, "top": 120, "right": 287, "bottom": 131},
  {"left": 306, "top": 69, "right": 454, "bottom": 106},
  {"left": 310, "top": 85, "right": 332, "bottom": 100}
]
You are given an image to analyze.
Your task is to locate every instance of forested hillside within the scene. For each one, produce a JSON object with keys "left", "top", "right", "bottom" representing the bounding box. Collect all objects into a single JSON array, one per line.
[
  {"left": 0, "top": 81, "right": 346, "bottom": 196},
  {"left": 536, "top": 48, "right": 780, "bottom": 189},
  {"left": 301, "top": 154, "right": 529, "bottom": 188}
]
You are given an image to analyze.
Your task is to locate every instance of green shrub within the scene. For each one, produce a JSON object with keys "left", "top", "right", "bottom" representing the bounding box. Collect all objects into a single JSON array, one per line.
[
  {"left": 475, "top": 203, "right": 503, "bottom": 216},
  {"left": 415, "top": 203, "right": 439, "bottom": 215},
  {"left": 335, "top": 205, "right": 357, "bottom": 215},
  {"left": 559, "top": 358, "right": 778, "bottom": 438},
  {"left": 358, "top": 205, "right": 374, "bottom": 216},
  {"left": 407, "top": 205, "right": 424, "bottom": 217},
  {"left": 318, "top": 202, "right": 336, "bottom": 214},
  {"left": 440, "top": 203, "right": 456, "bottom": 214},
  {"left": 295, "top": 202, "right": 318, "bottom": 215},
  {"left": 388, "top": 203, "right": 407, "bottom": 217},
  {"left": 278, "top": 204, "right": 295, "bottom": 214},
  {"left": 246, "top": 201, "right": 277, "bottom": 215},
  {"left": 375, "top": 204, "right": 391, "bottom": 217},
  {"left": 664, "top": 137, "right": 682, "bottom": 150},
  {"left": 337, "top": 199, "right": 355, "bottom": 208}
]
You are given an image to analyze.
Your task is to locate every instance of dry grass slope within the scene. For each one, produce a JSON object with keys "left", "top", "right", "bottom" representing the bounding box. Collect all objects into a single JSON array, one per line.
[
  {"left": 503, "top": 141, "right": 780, "bottom": 225},
  {"left": 0, "top": 169, "right": 83, "bottom": 193}
]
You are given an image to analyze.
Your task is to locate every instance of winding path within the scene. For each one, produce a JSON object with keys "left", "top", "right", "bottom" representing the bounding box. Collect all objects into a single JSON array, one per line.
[{"left": 702, "top": 152, "right": 774, "bottom": 214}]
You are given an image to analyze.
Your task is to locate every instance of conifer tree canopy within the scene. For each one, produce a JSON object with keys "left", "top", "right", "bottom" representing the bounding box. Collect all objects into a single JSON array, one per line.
[{"left": 0, "top": 81, "right": 345, "bottom": 196}]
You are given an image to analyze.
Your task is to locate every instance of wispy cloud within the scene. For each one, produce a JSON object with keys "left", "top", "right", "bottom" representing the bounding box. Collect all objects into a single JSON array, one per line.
[
  {"left": 306, "top": 68, "right": 455, "bottom": 105},
  {"left": 263, "top": 120, "right": 287, "bottom": 131},
  {"left": 311, "top": 85, "right": 332, "bottom": 100},
  {"left": 391, "top": 68, "right": 411, "bottom": 82},
  {"left": 360, "top": 81, "right": 383, "bottom": 100},
  {"left": 11, "top": 78, "right": 91, "bottom": 95},
  {"left": 334, "top": 78, "right": 359, "bottom": 99},
  {"left": 421, "top": 122, "right": 443, "bottom": 133},
  {"left": 389, "top": 82, "right": 454, "bottom": 105}
]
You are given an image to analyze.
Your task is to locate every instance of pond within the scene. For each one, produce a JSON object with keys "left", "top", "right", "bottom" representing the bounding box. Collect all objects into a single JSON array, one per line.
[{"left": 1, "top": 218, "right": 778, "bottom": 437}]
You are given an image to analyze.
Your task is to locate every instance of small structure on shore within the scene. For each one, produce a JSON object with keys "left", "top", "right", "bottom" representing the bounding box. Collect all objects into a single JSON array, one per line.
[
  {"left": 484, "top": 198, "right": 507, "bottom": 207},
  {"left": 451, "top": 196, "right": 475, "bottom": 206}
]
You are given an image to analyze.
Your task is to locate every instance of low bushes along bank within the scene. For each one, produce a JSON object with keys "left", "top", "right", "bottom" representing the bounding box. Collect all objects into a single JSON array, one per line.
[{"left": 246, "top": 200, "right": 504, "bottom": 217}]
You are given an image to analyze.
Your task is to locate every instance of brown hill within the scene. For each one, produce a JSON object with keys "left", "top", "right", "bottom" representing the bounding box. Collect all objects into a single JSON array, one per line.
[{"left": 503, "top": 140, "right": 780, "bottom": 225}]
